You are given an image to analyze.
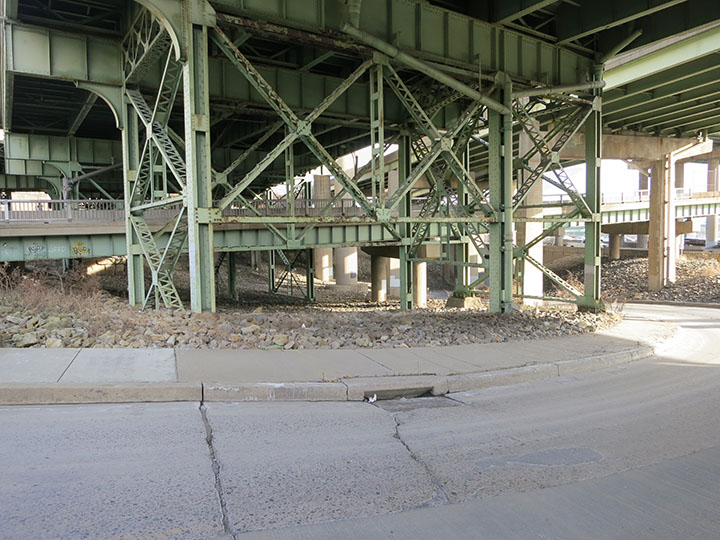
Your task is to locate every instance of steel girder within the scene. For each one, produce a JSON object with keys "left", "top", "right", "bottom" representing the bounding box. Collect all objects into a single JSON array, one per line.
[{"left": 2, "top": 1, "right": 610, "bottom": 314}]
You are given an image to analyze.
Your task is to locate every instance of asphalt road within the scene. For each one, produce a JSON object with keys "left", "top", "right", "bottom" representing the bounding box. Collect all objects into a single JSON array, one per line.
[{"left": 1, "top": 304, "right": 719, "bottom": 539}]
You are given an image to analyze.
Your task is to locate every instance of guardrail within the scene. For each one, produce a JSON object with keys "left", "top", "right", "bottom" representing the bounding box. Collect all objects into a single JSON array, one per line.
[
  {"left": 543, "top": 188, "right": 712, "bottom": 205},
  {"left": 2, "top": 190, "right": 718, "bottom": 224},
  {"left": 0, "top": 199, "right": 183, "bottom": 223}
]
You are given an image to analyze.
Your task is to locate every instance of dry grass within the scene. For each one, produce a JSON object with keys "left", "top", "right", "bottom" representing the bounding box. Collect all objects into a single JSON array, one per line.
[{"left": 1, "top": 263, "right": 110, "bottom": 319}]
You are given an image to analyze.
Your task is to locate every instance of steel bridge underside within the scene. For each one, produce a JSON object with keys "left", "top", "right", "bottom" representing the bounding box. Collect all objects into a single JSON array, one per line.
[{"left": 2, "top": 0, "right": 719, "bottom": 312}]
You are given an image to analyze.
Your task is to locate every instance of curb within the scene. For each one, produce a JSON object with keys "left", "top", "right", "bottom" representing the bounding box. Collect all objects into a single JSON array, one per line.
[
  {"left": 203, "top": 382, "right": 347, "bottom": 402},
  {"left": 0, "top": 383, "right": 201, "bottom": 406},
  {"left": 0, "top": 345, "right": 656, "bottom": 406}
]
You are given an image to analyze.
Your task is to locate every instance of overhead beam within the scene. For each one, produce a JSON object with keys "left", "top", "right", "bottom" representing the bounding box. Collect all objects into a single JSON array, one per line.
[
  {"left": 68, "top": 93, "right": 99, "bottom": 136},
  {"left": 556, "top": 0, "right": 685, "bottom": 44},
  {"left": 212, "top": 1, "right": 594, "bottom": 86},
  {"left": 604, "top": 81, "right": 720, "bottom": 124},
  {"left": 492, "top": 0, "right": 558, "bottom": 24},
  {"left": 2, "top": 21, "right": 122, "bottom": 85},
  {"left": 604, "top": 25, "right": 720, "bottom": 89},
  {"left": 559, "top": 132, "right": 698, "bottom": 160},
  {"left": 598, "top": 0, "right": 720, "bottom": 51},
  {"left": 604, "top": 55, "right": 720, "bottom": 106}
]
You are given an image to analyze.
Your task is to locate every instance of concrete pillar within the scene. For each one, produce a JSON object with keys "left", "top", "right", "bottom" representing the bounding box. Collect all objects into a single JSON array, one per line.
[
  {"left": 708, "top": 159, "right": 719, "bottom": 192},
  {"left": 370, "top": 255, "right": 388, "bottom": 302},
  {"left": 649, "top": 158, "right": 676, "bottom": 291},
  {"left": 609, "top": 234, "right": 621, "bottom": 260},
  {"left": 637, "top": 234, "right": 649, "bottom": 249},
  {"left": 707, "top": 160, "right": 719, "bottom": 248},
  {"left": 388, "top": 257, "right": 400, "bottom": 296},
  {"left": 314, "top": 248, "right": 333, "bottom": 283},
  {"left": 311, "top": 175, "right": 334, "bottom": 282},
  {"left": 385, "top": 168, "right": 401, "bottom": 295},
  {"left": 707, "top": 215, "right": 718, "bottom": 248},
  {"left": 412, "top": 261, "right": 427, "bottom": 308},
  {"left": 554, "top": 227, "right": 565, "bottom": 247},
  {"left": 675, "top": 162, "right": 685, "bottom": 189},
  {"left": 334, "top": 247, "right": 358, "bottom": 285},
  {"left": 516, "top": 127, "right": 543, "bottom": 305}
]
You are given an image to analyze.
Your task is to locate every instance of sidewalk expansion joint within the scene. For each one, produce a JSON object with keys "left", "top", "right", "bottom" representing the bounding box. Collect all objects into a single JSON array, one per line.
[
  {"left": 355, "top": 350, "right": 393, "bottom": 372},
  {"left": 200, "top": 404, "right": 235, "bottom": 539},
  {"left": 389, "top": 412, "right": 450, "bottom": 507},
  {"left": 55, "top": 349, "right": 82, "bottom": 383}
]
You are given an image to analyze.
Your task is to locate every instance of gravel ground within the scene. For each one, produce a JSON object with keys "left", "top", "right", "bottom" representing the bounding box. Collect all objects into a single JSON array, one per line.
[
  {"left": 0, "top": 260, "right": 619, "bottom": 350},
  {"left": 549, "top": 255, "right": 720, "bottom": 304}
]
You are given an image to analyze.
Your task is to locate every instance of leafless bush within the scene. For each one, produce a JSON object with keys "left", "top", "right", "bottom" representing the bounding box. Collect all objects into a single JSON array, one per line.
[{"left": 0, "top": 263, "right": 22, "bottom": 292}]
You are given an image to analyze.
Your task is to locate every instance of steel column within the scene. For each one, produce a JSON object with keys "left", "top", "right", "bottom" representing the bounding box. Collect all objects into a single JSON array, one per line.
[
  {"left": 579, "top": 68, "right": 604, "bottom": 311},
  {"left": 184, "top": 22, "right": 216, "bottom": 313},
  {"left": 398, "top": 134, "right": 413, "bottom": 311},
  {"left": 121, "top": 98, "right": 145, "bottom": 306},
  {"left": 488, "top": 74, "right": 514, "bottom": 313}
]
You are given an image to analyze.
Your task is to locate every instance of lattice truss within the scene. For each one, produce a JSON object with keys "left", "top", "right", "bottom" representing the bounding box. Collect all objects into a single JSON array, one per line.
[
  {"left": 511, "top": 95, "right": 597, "bottom": 301},
  {"left": 120, "top": 8, "right": 598, "bottom": 310},
  {"left": 123, "top": 9, "right": 187, "bottom": 310}
]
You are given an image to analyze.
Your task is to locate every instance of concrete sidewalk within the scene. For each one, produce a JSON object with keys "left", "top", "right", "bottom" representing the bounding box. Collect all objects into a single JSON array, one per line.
[{"left": 0, "top": 316, "right": 674, "bottom": 405}]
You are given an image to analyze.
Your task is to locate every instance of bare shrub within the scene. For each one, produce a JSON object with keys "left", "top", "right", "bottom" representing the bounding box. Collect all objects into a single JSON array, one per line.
[{"left": 0, "top": 263, "right": 22, "bottom": 292}]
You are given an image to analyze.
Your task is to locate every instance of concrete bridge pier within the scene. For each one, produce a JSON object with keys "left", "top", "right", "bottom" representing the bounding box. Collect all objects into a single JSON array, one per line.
[
  {"left": 314, "top": 249, "right": 333, "bottom": 283},
  {"left": 707, "top": 215, "right": 718, "bottom": 248},
  {"left": 649, "top": 159, "right": 676, "bottom": 291},
  {"left": 707, "top": 160, "right": 719, "bottom": 248},
  {"left": 370, "top": 255, "right": 388, "bottom": 303},
  {"left": 310, "top": 174, "right": 335, "bottom": 284},
  {"left": 334, "top": 248, "right": 358, "bottom": 286},
  {"left": 609, "top": 234, "right": 622, "bottom": 260},
  {"left": 412, "top": 261, "right": 427, "bottom": 308}
]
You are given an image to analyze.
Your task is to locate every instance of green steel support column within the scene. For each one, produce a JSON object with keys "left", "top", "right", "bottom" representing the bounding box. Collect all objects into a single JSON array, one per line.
[
  {"left": 456, "top": 142, "right": 471, "bottom": 295},
  {"left": 579, "top": 67, "right": 605, "bottom": 312},
  {"left": 228, "top": 252, "right": 238, "bottom": 300},
  {"left": 184, "top": 22, "right": 216, "bottom": 313},
  {"left": 121, "top": 99, "right": 145, "bottom": 306},
  {"left": 398, "top": 133, "right": 413, "bottom": 310},
  {"left": 268, "top": 250, "right": 276, "bottom": 293},
  {"left": 305, "top": 249, "right": 315, "bottom": 302},
  {"left": 488, "top": 74, "right": 514, "bottom": 313},
  {"left": 285, "top": 128, "right": 296, "bottom": 242}
]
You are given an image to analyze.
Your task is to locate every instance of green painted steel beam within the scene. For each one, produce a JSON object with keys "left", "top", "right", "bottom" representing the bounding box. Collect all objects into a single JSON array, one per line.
[
  {"left": 492, "top": 0, "right": 558, "bottom": 24},
  {"left": 0, "top": 174, "right": 59, "bottom": 196},
  {"left": 664, "top": 112, "right": 720, "bottom": 134},
  {"left": 604, "top": 24, "right": 720, "bottom": 89},
  {"left": 211, "top": 0, "right": 594, "bottom": 86},
  {"left": 597, "top": 0, "right": 720, "bottom": 52},
  {"left": 0, "top": 222, "right": 445, "bottom": 262},
  {"left": 2, "top": 21, "right": 123, "bottom": 85},
  {"left": 637, "top": 101, "right": 720, "bottom": 132},
  {"left": 604, "top": 54, "right": 720, "bottom": 106},
  {"left": 556, "top": 0, "right": 686, "bottom": 45},
  {"left": 604, "top": 80, "right": 720, "bottom": 124}
]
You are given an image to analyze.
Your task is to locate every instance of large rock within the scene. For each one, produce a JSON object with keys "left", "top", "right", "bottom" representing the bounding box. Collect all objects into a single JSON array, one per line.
[{"left": 13, "top": 332, "right": 39, "bottom": 347}]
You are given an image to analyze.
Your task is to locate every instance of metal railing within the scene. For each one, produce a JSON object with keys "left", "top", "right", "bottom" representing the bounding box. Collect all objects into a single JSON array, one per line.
[
  {"left": 3, "top": 190, "right": 718, "bottom": 224},
  {"left": 0, "top": 199, "right": 182, "bottom": 223},
  {"left": 542, "top": 188, "right": 712, "bottom": 206}
]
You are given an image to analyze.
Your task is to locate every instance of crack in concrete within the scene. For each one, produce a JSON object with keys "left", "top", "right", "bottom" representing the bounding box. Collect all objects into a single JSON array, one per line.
[
  {"left": 200, "top": 404, "right": 236, "bottom": 539},
  {"left": 442, "top": 394, "right": 468, "bottom": 406},
  {"left": 390, "top": 412, "right": 450, "bottom": 508}
]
